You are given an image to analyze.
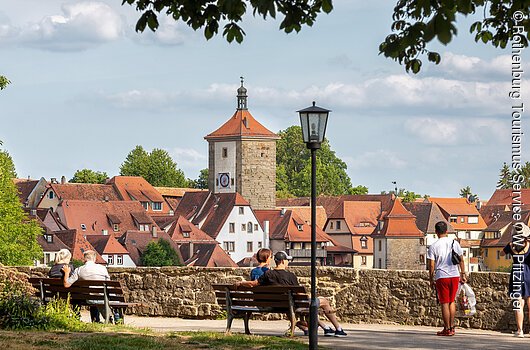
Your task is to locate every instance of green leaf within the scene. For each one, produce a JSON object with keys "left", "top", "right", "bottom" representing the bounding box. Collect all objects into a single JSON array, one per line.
[
  {"left": 135, "top": 13, "right": 148, "bottom": 32},
  {"left": 322, "top": 0, "right": 333, "bottom": 14}
]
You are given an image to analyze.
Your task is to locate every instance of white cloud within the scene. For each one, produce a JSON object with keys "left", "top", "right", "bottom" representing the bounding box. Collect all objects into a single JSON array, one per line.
[
  {"left": 0, "top": 2, "right": 123, "bottom": 51},
  {"left": 170, "top": 148, "right": 207, "bottom": 175},
  {"left": 404, "top": 117, "right": 509, "bottom": 146},
  {"left": 131, "top": 15, "right": 190, "bottom": 46}
]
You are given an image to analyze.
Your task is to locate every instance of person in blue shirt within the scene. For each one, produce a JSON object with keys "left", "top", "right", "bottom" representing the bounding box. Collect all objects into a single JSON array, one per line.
[{"left": 250, "top": 248, "right": 272, "bottom": 281}]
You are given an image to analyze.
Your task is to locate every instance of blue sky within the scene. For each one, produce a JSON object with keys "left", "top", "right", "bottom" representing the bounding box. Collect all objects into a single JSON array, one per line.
[{"left": 0, "top": 1, "right": 528, "bottom": 200}]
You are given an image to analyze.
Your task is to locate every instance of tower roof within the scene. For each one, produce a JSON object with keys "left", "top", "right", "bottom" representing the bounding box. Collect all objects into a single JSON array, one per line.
[{"left": 205, "top": 78, "right": 279, "bottom": 141}]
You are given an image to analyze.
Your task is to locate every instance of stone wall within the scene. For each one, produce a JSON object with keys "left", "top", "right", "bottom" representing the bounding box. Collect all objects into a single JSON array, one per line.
[
  {"left": 22, "top": 267, "right": 519, "bottom": 332},
  {"left": 386, "top": 238, "right": 427, "bottom": 270}
]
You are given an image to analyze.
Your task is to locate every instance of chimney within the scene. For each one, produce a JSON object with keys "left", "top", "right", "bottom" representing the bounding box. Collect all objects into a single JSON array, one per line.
[
  {"left": 263, "top": 220, "right": 270, "bottom": 248},
  {"left": 51, "top": 178, "right": 57, "bottom": 184},
  {"left": 152, "top": 226, "right": 158, "bottom": 238},
  {"left": 60, "top": 176, "right": 66, "bottom": 184}
]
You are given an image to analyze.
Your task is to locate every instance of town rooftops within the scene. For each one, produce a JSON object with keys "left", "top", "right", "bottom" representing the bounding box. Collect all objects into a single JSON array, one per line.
[
  {"left": 427, "top": 197, "right": 487, "bottom": 230},
  {"left": 54, "top": 229, "right": 107, "bottom": 264},
  {"left": 15, "top": 179, "right": 39, "bottom": 205},
  {"left": 329, "top": 201, "right": 380, "bottom": 235},
  {"left": 119, "top": 230, "right": 183, "bottom": 266},
  {"left": 107, "top": 176, "right": 164, "bottom": 203},
  {"left": 403, "top": 202, "right": 455, "bottom": 234},
  {"left": 180, "top": 242, "right": 237, "bottom": 267},
  {"left": 168, "top": 215, "right": 216, "bottom": 242},
  {"left": 375, "top": 199, "right": 424, "bottom": 238},
  {"left": 85, "top": 234, "right": 129, "bottom": 255},
  {"left": 486, "top": 189, "right": 530, "bottom": 206},
  {"left": 42, "top": 183, "right": 120, "bottom": 202}
]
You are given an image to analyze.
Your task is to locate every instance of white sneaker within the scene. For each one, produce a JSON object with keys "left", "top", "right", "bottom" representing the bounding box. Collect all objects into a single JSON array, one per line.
[{"left": 514, "top": 330, "right": 524, "bottom": 338}]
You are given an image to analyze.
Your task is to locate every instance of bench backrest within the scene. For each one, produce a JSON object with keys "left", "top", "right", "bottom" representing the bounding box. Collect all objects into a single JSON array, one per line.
[
  {"left": 212, "top": 284, "right": 309, "bottom": 311},
  {"left": 28, "top": 277, "right": 125, "bottom": 304}
]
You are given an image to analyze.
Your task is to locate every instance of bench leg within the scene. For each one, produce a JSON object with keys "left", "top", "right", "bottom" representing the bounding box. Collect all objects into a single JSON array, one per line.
[
  {"left": 225, "top": 313, "right": 234, "bottom": 335},
  {"left": 286, "top": 312, "right": 296, "bottom": 337},
  {"left": 243, "top": 312, "right": 252, "bottom": 335}
]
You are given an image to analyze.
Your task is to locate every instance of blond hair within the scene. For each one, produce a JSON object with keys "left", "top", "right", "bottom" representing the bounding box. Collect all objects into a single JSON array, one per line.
[
  {"left": 54, "top": 249, "right": 72, "bottom": 264},
  {"left": 83, "top": 250, "right": 97, "bottom": 262}
]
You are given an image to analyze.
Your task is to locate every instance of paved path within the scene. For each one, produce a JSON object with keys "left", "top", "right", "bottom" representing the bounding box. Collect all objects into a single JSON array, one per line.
[{"left": 100, "top": 314, "right": 529, "bottom": 350}]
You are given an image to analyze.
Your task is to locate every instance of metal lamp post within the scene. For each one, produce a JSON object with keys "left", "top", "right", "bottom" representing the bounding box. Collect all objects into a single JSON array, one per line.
[{"left": 298, "top": 101, "right": 330, "bottom": 350}]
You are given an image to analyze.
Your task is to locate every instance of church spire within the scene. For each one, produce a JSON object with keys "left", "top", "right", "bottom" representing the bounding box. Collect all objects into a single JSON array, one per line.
[{"left": 237, "top": 76, "right": 248, "bottom": 110}]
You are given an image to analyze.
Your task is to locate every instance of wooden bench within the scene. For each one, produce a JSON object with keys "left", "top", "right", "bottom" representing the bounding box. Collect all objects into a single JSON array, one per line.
[
  {"left": 212, "top": 284, "right": 310, "bottom": 336},
  {"left": 29, "top": 277, "right": 135, "bottom": 324}
]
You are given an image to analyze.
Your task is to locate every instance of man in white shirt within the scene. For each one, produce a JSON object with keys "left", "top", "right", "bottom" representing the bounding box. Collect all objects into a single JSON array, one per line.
[
  {"left": 427, "top": 221, "right": 466, "bottom": 336},
  {"left": 62, "top": 250, "right": 110, "bottom": 322}
]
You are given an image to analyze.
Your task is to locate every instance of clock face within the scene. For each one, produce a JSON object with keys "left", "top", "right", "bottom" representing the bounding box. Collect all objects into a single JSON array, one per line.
[{"left": 219, "top": 173, "right": 230, "bottom": 188}]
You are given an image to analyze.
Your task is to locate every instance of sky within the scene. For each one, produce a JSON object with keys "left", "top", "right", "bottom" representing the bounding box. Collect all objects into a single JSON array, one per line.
[{"left": 0, "top": 1, "right": 528, "bottom": 201}]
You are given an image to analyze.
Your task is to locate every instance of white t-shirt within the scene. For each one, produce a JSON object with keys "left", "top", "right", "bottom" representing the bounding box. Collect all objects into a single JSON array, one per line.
[{"left": 427, "top": 236, "right": 463, "bottom": 280}]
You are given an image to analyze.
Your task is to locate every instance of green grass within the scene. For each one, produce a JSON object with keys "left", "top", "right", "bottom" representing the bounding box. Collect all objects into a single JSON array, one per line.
[{"left": 0, "top": 329, "right": 317, "bottom": 350}]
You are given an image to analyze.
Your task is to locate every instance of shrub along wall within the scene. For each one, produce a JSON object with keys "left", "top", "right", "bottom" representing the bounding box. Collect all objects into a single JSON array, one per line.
[{"left": 23, "top": 266, "right": 517, "bottom": 332}]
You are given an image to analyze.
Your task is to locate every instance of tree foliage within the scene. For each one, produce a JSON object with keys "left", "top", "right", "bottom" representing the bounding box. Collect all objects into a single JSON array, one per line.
[
  {"left": 401, "top": 190, "right": 422, "bottom": 203},
  {"left": 141, "top": 239, "right": 181, "bottom": 266},
  {"left": 380, "top": 0, "right": 530, "bottom": 73},
  {"left": 497, "top": 161, "right": 530, "bottom": 189},
  {"left": 276, "top": 126, "right": 364, "bottom": 197},
  {"left": 122, "top": 0, "right": 333, "bottom": 44},
  {"left": 120, "top": 146, "right": 187, "bottom": 187},
  {"left": 0, "top": 76, "right": 10, "bottom": 90},
  {"left": 459, "top": 186, "right": 477, "bottom": 200},
  {"left": 69, "top": 169, "right": 108, "bottom": 184},
  {"left": 123, "top": 0, "right": 528, "bottom": 73},
  {"left": 188, "top": 168, "right": 209, "bottom": 189},
  {"left": 0, "top": 147, "right": 43, "bottom": 265}
]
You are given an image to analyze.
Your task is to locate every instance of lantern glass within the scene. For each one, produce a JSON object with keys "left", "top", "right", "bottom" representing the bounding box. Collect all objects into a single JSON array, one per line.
[{"left": 298, "top": 103, "right": 330, "bottom": 146}]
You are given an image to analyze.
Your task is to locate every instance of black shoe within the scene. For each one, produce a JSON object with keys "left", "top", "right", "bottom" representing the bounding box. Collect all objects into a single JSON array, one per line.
[
  {"left": 324, "top": 327, "right": 335, "bottom": 336},
  {"left": 334, "top": 329, "right": 347, "bottom": 337}
]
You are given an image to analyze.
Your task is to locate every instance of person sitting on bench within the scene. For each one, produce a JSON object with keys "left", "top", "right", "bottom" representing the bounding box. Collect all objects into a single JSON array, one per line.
[
  {"left": 235, "top": 250, "right": 347, "bottom": 337},
  {"left": 62, "top": 250, "right": 110, "bottom": 323}
]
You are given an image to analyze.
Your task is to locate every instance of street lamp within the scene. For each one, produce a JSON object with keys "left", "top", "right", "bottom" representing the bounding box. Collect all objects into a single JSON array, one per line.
[{"left": 298, "top": 101, "right": 330, "bottom": 350}]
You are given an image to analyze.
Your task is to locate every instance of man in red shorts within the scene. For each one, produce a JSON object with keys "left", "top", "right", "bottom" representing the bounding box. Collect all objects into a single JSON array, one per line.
[{"left": 427, "top": 221, "right": 467, "bottom": 336}]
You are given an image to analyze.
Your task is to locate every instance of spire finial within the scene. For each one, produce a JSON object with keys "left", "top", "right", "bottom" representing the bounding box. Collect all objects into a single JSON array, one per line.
[{"left": 237, "top": 76, "right": 248, "bottom": 110}]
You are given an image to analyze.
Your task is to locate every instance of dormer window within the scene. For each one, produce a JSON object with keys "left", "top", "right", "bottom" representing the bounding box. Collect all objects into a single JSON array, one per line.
[
  {"left": 80, "top": 224, "right": 86, "bottom": 231},
  {"left": 360, "top": 236, "right": 368, "bottom": 249},
  {"left": 48, "top": 191, "right": 54, "bottom": 199},
  {"left": 152, "top": 202, "right": 162, "bottom": 211},
  {"left": 113, "top": 224, "right": 119, "bottom": 232},
  {"left": 296, "top": 224, "right": 303, "bottom": 231},
  {"left": 141, "top": 202, "right": 149, "bottom": 210},
  {"left": 239, "top": 207, "right": 244, "bottom": 215},
  {"left": 45, "top": 235, "right": 53, "bottom": 243},
  {"left": 139, "top": 224, "right": 149, "bottom": 231},
  {"left": 183, "top": 232, "right": 190, "bottom": 238}
]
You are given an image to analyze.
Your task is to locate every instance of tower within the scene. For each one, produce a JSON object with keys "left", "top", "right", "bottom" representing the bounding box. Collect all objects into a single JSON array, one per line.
[{"left": 204, "top": 78, "right": 279, "bottom": 210}]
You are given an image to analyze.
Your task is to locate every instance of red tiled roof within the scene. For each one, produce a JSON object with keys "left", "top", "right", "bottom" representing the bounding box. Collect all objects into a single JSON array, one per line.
[
  {"left": 329, "top": 201, "right": 380, "bottom": 235},
  {"left": 15, "top": 180, "right": 39, "bottom": 205},
  {"left": 85, "top": 235, "right": 129, "bottom": 255},
  {"left": 428, "top": 197, "right": 487, "bottom": 230},
  {"left": 205, "top": 109, "right": 279, "bottom": 140},
  {"left": 403, "top": 202, "right": 455, "bottom": 234},
  {"left": 179, "top": 242, "right": 237, "bottom": 267},
  {"left": 154, "top": 187, "right": 207, "bottom": 197},
  {"left": 174, "top": 192, "right": 250, "bottom": 238},
  {"left": 54, "top": 230, "right": 106, "bottom": 264},
  {"left": 58, "top": 200, "right": 158, "bottom": 238},
  {"left": 168, "top": 216, "right": 216, "bottom": 242},
  {"left": 486, "top": 189, "right": 530, "bottom": 206},
  {"left": 108, "top": 176, "right": 170, "bottom": 214},
  {"left": 282, "top": 206, "right": 327, "bottom": 229},
  {"left": 377, "top": 199, "right": 423, "bottom": 238},
  {"left": 46, "top": 183, "right": 120, "bottom": 202},
  {"left": 277, "top": 194, "right": 394, "bottom": 219}
]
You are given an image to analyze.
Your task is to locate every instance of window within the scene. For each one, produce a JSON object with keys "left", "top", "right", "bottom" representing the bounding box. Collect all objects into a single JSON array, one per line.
[
  {"left": 247, "top": 222, "right": 253, "bottom": 233},
  {"left": 183, "top": 231, "right": 190, "bottom": 238},
  {"left": 378, "top": 240, "right": 382, "bottom": 252},
  {"left": 80, "top": 224, "right": 86, "bottom": 231},
  {"left": 506, "top": 253, "right": 511, "bottom": 260},
  {"left": 152, "top": 202, "right": 162, "bottom": 211},
  {"left": 468, "top": 216, "right": 479, "bottom": 224},
  {"left": 497, "top": 250, "right": 500, "bottom": 260},
  {"left": 247, "top": 241, "right": 253, "bottom": 252},
  {"left": 113, "top": 224, "right": 119, "bottom": 232},
  {"left": 231, "top": 178, "right": 234, "bottom": 186},
  {"left": 107, "top": 255, "right": 114, "bottom": 265},
  {"left": 254, "top": 224, "right": 258, "bottom": 231},
  {"left": 465, "top": 231, "right": 471, "bottom": 239},
  {"left": 224, "top": 241, "right": 235, "bottom": 252},
  {"left": 229, "top": 223, "right": 235, "bottom": 233},
  {"left": 258, "top": 242, "right": 262, "bottom": 249},
  {"left": 361, "top": 256, "right": 367, "bottom": 265},
  {"left": 239, "top": 207, "right": 244, "bottom": 215},
  {"left": 485, "top": 249, "right": 488, "bottom": 257},
  {"left": 361, "top": 239, "right": 367, "bottom": 249},
  {"left": 141, "top": 202, "right": 149, "bottom": 210},
  {"left": 296, "top": 224, "right": 303, "bottom": 231},
  {"left": 117, "top": 255, "right": 123, "bottom": 265},
  {"left": 139, "top": 224, "right": 149, "bottom": 231},
  {"left": 102, "top": 229, "right": 108, "bottom": 235},
  {"left": 419, "top": 238, "right": 425, "bottom": 246},
  {"left": 45, "top": 235, "right": 53, "bottom": 243},
  {"left": 45, "top": 253, "right": 51, "bottom": 264},
  {"left": 222, "top": 147, "right": 228, "bottom": 158},
  {"left": 336, "top": 221, "right": 341, "bottom": 230},
  {"left": 450, "top": 217, "right": 457, "bottom": 223},
  {"left": 241, "top": 223, "right": 246, "bottom": 231},
  {"left": 48, "top": 191, "right": 54, "bottom": 199},
  {"left": 463, "top": 250, "right": 467, "bottom": 256},
  {"left": 378, "top": 258, "right": 382, "bottom": 269},
  {"left": 419, "top": 254, "right": 425, "bottom": 264},
  {"left": 460, "top": 217, "right": 465, "bottom": 223},
  {"left": 330, "top": 222, "right": 334, "bottom": 229}
]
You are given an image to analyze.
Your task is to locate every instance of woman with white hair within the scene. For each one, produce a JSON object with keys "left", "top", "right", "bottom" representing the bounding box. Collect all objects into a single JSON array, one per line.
[{"left": 48, "top": 248, "right": 73, "bottom": 278}]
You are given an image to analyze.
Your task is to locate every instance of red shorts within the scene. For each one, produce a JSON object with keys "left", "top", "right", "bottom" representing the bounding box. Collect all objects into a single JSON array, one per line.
[{"left": 435, "top": 277, "right": 460, "bottom": 304}]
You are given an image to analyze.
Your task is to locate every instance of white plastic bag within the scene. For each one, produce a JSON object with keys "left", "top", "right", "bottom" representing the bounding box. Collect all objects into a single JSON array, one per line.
[{"left": 456, "top": 282, "right": 477, "bottom": 317}]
